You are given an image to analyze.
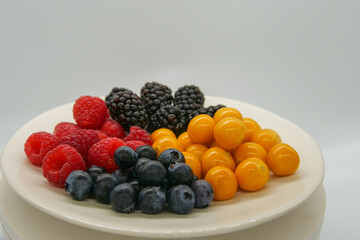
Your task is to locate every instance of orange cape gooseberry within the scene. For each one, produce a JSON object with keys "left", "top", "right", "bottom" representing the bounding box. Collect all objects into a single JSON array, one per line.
[
  {"left": 205, "top": 166, "right": 238, "bottom": 201},
  {"left": 213, "top": 117, "right": 246, "bottom": 150},
  {"left": 235, "top": 157, "right": 269, "bottom": 191},
  {"left": 267, "top": 143, "right": 300, "bottom": 176},
  {"left": 201, "top": 147, "right": 236, "bottom": 177},
  {"left": 187, "top": 114, "right": 215, "bottom": 145}
]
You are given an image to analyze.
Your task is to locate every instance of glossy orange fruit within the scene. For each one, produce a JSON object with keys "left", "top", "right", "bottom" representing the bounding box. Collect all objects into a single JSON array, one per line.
[
  {"left": 205, "top": 166, "right": 238, "bottom": 201},
  {"left": 243, "top": 118, "right": 261, "bottom": 142},
  {"left": 235, "top": 157, "right": 269, "bottom": 191},
  {"left": 150, "top": 128, "right": 176, "bottom": 142},
  {"left": 267, "top": 143, "right": 300, "bottom": 176},
  {"left": 250, "top": 128, "right": 281, "bottom": 152},
  {"left": 182, "top": 152, "right": 202, "bottom": 179},
  {"left": 177, "top": 132, "right": 193, "bottom": 151},
  {"left": 213, "top": 107, "right": 243, "bottom": 123},
  {"left": 201, "top": 147, "right": 236, "bottom": 177},
  {"left": 213, "top": 117, "right": 246, "bottom": 150},
  {"left": 187, "top": 114, "right": 215, "bottom": 145},
  {"left": 233, "top": 142, "right": 267, "bottom": 166},
  {"left": 185, "top": 144, "right": 208, "bottom": 163},
  {"left": 152, "top": 136, "right": 183, "bottom": 156}
]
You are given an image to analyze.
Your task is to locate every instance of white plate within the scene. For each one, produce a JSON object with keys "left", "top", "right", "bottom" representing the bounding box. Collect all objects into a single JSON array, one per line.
[{"left": 0, "top": 96, "right": 325, "bottom": 238}]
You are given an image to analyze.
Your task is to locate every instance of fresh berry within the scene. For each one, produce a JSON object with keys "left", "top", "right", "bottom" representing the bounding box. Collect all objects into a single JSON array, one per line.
[
  {"left": 92, "top": 130, "right": 108, "bottom": 140},
  {"left": 110, "top": 183, "right": 137, "bottom": 213},
  {"left": 53, "top": 122, "right": 81, "bottom": 140},
  {"left": 105, "top": 88, "right": 148, "bottom": 131},
  {"left": 167, "top": 185, "right": 195, "bottom": 214},
  {"left": 135, "top": 145, "right": 157, "bottom": 160},
  {"left": 125, "top": 140, "right": 146, "bottom": 151},
  {"left": 194, "top": 104, "right": 226, "bottom": 118},
  {"left": 133, "top": 158, "right": 151, "bottom": 178},
  {"left": 88, "top": 138, "right": 126, "bottom": 173},
  {"left": 174, "top": 85, "right": 205, "bottom": 123},
  {"left": 42, "top": 144, "right": 86, "bottom": 188},
  {"left": 87, "top": 165, "right": 107, "bottom": 181},
  {"left": 93, "top": 173, "right": 120, "bottom": 204},
  {"left": 73, "top": 96, "right": 107, "bottom": 129},
  {"left": 24, "top": 132, "right": 60, "bottom": 166},
  {"left": 60, "top": 129, "right": 100, "bottom": 164},
  {"left": 128, "top": 179, "right": 140, "bottom": 193},
  {"left": 190, "top": 180, "right": 214, "bottom": 208},
  {"left": 138, "top": 161, "right": 166, "bottom": 187},
  {"left": 140, "top": 82, "right": 174, "bottom": 115},
  {"left": 100, "top": 118, "right": 125, "bottom": 138},
  {"left": 65, "top": 170, "right": 93, "bottom": 201},
  {"left": 114, "top": 146, "right": 138, "bottom": 169},
  {"left": 137, "top": 186, "right": 166, "bottom": 214},
  {"left": 167, "top": 162, "right": 194, "bottom": 186},
  {"left": 123, "top": 126, "right": 152, "bottom": 145},
  {"left": 157, "top": 148, "right": 185, "bottom": 169},
  {"left": 147, "top": 105, "right": 187, "bottom": 136},
  {"left": 113, "top": 168, "right": 134, "bottom": 183}
]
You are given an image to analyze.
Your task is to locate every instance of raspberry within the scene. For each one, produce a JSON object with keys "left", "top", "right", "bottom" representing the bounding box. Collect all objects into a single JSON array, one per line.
[
  {"left": 100, "top": 119, "right": 125, "bottom": 138},
  {"left": 123, "top": 126, "right": 152, "bottom": 145},
  {"left": 126, "top": 140, "right": 146, "bottom": 151},
  {"left": 53, "top": 122, "right": 81, "bottom": 140},
  {"left": 73, "top": 96, "right": 107, "bottom": 129},
  {"left": 93, "top": 130, "right": 108, "bottom": 140},
  {"left": 60, "top": 129, "right": 100, "bottom": 165},
  {"left": 88, "top": 138, "right": 126, "bottom": 173},
  {"left": 24, "top": 132, "right": 60, "bottom": 166},
  {"left": 42, "top": 144, "right": 86, "bottom": 188}
]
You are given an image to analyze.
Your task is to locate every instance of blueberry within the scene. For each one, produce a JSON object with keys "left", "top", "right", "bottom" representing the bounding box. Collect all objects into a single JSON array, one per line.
[
  {"left": 138, "top": 161, "right": 166, "bottom": 187},
  {"left": 135, "top": 145, "right": 157, "bottom": 160},
  {"left": 86, "top": 165, "right": 107, "bottom": 181},
  {"left": 93, "top": 173, "right": 120, "bottom": 204},
  {"left": 167, "top": 185, "right": 195, "bottom": 214},
  {"left": 114, "top": 146, "right": 138, "bottom": 169},
  {"left": 167, "top": 162, "right": 194, "bottom": 186},
  {"left": 128, "top": 179, "right": 141, "bottom": 193},
  {"left": 160, "top": 178, "right": 173, "bottom": 193},
  {"left": 137, "top": 187, "right": 166, "bottom": 214},
  {"left": 113, "top": 168, "right": 133, "bottom": 183},
  {"left": 133, "top": 157, "right": 151, "bottom": 178},
  {"left": 158, "top": 148, "right": 185, "bottom": 169},
  {"left": 110, "top": 183, "right": 137, "bottom": 213},
  {"left": 191, "top": 180, "right": 214, "bottom": 208},
  {"left": 65, "top": 170, "right": 93, "bottom": 201}
]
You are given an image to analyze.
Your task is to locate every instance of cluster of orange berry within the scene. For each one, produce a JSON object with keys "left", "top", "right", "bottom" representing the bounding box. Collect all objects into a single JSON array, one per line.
[{"left": 151, "top": 107, "right": 300, "bottom": 201}]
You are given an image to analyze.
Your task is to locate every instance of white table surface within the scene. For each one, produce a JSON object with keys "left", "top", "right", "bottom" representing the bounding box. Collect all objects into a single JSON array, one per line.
[{"left": 1, "top": 1, "right": 359, "bottom": 239}]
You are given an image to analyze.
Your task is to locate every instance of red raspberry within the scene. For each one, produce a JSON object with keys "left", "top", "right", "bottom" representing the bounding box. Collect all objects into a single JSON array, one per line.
[
  {"left": 93, "top": 130, "right": 108, "bottom": 140},
  {"left": 73, "top": 96, "right": 107, "bottom": 129},
  {"left": 126, "top": 140, "right": 146, "bottom": 151},
  {"left": 53, "top": 122, "right": 81, "bottom": 140},
  {"left": 60, "top": 129, "right": 100, "bottom": 164},
  {"left": 24, "top": 132, "right": 60, "bottom": 166},
  {"left": 101, "top": 118, "right": 125, "bottom": 138},
  {"left": 42, "top": 144, "right": 86, "bottom": 188},
  {"left": 88, "top": 138, "right": 126, "bottom": 173},
  {"left": 123, "top": 126, "right": 152, "bottom": 145}
]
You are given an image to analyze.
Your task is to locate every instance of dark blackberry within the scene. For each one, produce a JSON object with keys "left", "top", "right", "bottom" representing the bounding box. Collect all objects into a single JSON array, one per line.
[
  {"left": 194, "top": 104, "right": 226, "bottom": 118},
  {"left": 147, "top": 105, "right": 187, "bottom": 136},
  {"left": 105, "top": 87, "right": 148, "bottom": 131},
  {"left": 140, "top": 82, "right": 174, "bottom": 115},
  {"left": 174, "top": 85, "right": 205, "bottom": 122}
]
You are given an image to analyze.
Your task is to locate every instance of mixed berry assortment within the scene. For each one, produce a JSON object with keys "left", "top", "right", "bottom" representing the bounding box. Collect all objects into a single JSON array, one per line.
[{"left": 23, "top": 82, "right": 300, "bottom": 215}]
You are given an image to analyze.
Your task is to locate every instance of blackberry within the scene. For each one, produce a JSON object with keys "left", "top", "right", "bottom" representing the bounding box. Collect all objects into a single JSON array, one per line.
[
  {"left": 194, "top": 104, "right": 226, "bottom": 118},
  {"left": 140, "top": 82, "right": 174, "bottom": 115},
  {"left": 174, "top": 85, "right": 205, "bottom": 122},
  {"left": 147, "top": 105, "right": 187, "bottom": 136},
  {"left": 105, "top": 87, "right": 148, "bottom": 131}
]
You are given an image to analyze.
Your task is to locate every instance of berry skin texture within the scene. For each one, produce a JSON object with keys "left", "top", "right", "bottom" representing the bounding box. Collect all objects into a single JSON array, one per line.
[
  {"left": 152, "top": 136, "right": 183, "bottom": 156},
  {"left": 140, "top": 82, "right": 174, "bottom": 115},
  {"left": 65, "top": 170, "right": 93, "bottom": 201},
  {"left": 110, "top": 183, "right": 137, "bottom": 213},
  {"left": 53, "top": 122, "right": 81, "bottom": 140},
  {"left": 157, "top": 148, "right": 185, "bottom": 169},
  {"left": 138, "top": 161, "right": 166, "bottom": 187},
  {"left": 182, "top": 151, "right": 202, "bottom": 179},
  {"left": 150, "top": 128, "right": 176, "bottom": 143},
  {"left": 213, "top": 107, "right": 243, "bottom": 123},
  {"left": 100, "top": 118, "right": 125, "bottom": 138},
  {"left": 167, "top": 162, "right": 194, "bottom": 186},
  {"left": 167, "top": 185, "right": 195, "bottom": 214},
  {"left": 60, "top": 129, "right": 100, "bottom": 164},
  {"left": 243, "top": 118, "right": 261, "bottom": 142},
  {"left": 24, "top": 132, "right": 60, "bottom": 166},
  {"left": 87, "top": 165, "right": 107, "bottom": 181},
  {"left": 201, "top": 147, "right": 236, "bottom": 177},
  {"left": 250, "top": 128, "right": 282, "bottom": 152},
  {"left": 88, "top": 138, "right": 127, "bottom": 173},
  {"left": 42, "top": 144, "right": 86, "bottom": 188},
  {"left": 137, "top": 186, "right": 166, "bottom": 214},
  {"left": 73, "top": 96, "right": 107, "bottom": 129},
  {"left": 114, "top": 146, "right": 139, "bottom": 169},
  {"left": 93, "top": 173, "right": 120, "bottom": 204},
  {"left": 133, "top": 157, "right": 151, "bottom": 178},
  {"left": 234, "top": 142, "right": 267, "bottom": 166},
  {"left": 187, "top": 114, "right": 215, "bottom": 145},
  {"left": 267, "top": 143, "right": 300, "bottom": 176},
  {"left": 125, "top": 140, "right": 146, "bottom": 151},
  {"left": 185, "top": 144, "right": 208, "bottom": 163},
  {"left": 191, "top": 180, "right": 214, "bottom": 208},
  {"left": 205, "top": 166, "right": 238, "bottom": 201},
  {"left": 135, "top": 145, "right": 157, "bottom": 160},
  {"left": 235, "top": 157, "right": 270, "bottom": 191},
  {"left": 123, "top": 126, "right": 153, "bottom": 146},
  {"left": 177, "top": 132, "right": 193, "bottom": 151},
  {"left": 213, "top": 117, "right": 246, "bottom": 150}
]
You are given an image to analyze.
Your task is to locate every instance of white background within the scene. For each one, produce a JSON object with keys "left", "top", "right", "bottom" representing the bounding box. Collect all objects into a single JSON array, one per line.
[{"left": 0, "top": 1, "right": 359, "bottom": 239}]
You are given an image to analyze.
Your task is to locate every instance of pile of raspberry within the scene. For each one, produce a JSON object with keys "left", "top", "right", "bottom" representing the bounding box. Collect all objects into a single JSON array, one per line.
[{"left": 24, "top": 95, "right": 153, "bottom": 188}]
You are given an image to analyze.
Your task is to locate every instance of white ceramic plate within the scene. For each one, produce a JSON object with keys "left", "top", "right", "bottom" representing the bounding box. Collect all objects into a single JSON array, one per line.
[{"left": 0, "top": 96, "right": 325, "bottom": 238}]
